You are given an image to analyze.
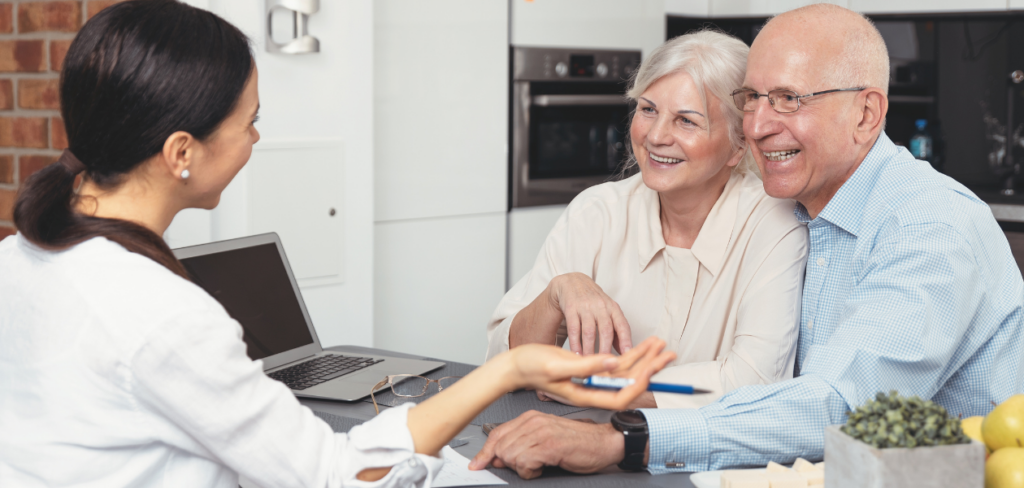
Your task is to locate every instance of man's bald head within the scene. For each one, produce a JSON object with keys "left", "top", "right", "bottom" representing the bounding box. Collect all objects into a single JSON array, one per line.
[
  {"left": 758, "top": 4, "right": 889, "bottom": 94},
  {"left": 742, "top": 4, "right": 891, "bottom": 217}
]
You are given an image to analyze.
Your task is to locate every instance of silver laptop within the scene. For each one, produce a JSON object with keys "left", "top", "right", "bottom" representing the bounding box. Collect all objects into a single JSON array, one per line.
[{"left": 173, "top": 233, "right": 444, "bottom": 401}]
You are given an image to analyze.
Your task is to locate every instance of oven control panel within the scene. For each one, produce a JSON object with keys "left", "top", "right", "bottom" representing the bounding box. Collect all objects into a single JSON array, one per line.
[{"left": 513, "top": 47, "right": 641, "bottom": 82}]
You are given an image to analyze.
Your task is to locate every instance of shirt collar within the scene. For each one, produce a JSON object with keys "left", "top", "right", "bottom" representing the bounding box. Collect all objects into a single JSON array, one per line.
[
  {"left": 637, "top": 172, "right": 741, "bottom": 276},
  {"left": 810, "top": 132, "right": 898, "bottom": 235}
]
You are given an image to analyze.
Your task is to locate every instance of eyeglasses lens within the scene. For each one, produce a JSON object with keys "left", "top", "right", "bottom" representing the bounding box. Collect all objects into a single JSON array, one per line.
[
  {"left": 733, "top": 90, "right": 755, "bottom": 112},
  {"left": 734, "top": 89, "right": 801, "bottom": 113},
  {"left": 770, "top": 90, "right": 800, "bottom": 113},
  {"left": 437, "top": 377, "right": 460, "bottom": 390},
  {"left": 391, "top": 375, "right": 430, "bottom": 397}
]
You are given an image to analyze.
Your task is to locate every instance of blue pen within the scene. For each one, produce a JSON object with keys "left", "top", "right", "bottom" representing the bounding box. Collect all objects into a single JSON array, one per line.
[{"left": 571, "top": 376, "right": 712, "bottom": 395}]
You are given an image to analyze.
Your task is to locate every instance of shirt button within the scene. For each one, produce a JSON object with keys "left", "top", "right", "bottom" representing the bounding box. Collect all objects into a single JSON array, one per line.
[
  {"left": 808, "top": 320, "right": 814, "bottom": 330},
  {"left": 816, "top": 257, "right": 827, "bottom": 267}
]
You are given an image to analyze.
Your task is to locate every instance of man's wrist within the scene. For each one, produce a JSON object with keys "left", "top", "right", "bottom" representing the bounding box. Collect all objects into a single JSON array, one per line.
[{"left": 600, "top": 423, "right": 627, "bottom": 467}]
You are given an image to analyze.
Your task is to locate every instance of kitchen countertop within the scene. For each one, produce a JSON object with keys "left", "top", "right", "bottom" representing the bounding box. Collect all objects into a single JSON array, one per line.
[{"left": 966, "top": 187, "right": 1024, "bottom": 223}]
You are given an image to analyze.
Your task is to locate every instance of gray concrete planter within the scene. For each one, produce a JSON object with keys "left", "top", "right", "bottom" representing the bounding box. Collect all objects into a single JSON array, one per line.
[{"left": 824, "top": 424, "right": 985, "bottom": 487}]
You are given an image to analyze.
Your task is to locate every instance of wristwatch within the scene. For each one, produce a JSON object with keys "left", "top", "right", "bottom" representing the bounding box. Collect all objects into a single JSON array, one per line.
[{"left": 611, "top": 409, "right": 648, "bottom": 471}]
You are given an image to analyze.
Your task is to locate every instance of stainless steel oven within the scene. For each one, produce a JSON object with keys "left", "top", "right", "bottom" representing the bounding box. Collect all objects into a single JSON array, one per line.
[{"left": 511, "top": 47, "right": 641, "bottom": 208}]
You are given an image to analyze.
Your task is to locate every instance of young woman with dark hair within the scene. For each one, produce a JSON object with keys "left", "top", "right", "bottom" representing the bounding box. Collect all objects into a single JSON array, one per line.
[{"left": 0, "top": 1, "right": 674, "bottom": 487}]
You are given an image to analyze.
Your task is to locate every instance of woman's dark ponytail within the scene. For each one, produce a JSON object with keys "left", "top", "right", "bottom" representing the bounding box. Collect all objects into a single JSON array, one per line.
[{"left": 12, "top": 0, "right": 252, "bottom": 279}]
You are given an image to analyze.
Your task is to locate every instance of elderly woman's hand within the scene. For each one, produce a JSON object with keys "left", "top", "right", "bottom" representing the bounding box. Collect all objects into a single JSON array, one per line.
[
  {"left": 548, "top": 272, "right": 633, "bottom": 355},
  {"left": 508, "top": 272, "right": 633, "bottom": 357}
]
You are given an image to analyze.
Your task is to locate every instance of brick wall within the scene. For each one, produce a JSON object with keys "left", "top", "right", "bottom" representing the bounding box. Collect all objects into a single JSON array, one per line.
[{"left": 0, "top": 0, "right": 122, "bottom": 240}]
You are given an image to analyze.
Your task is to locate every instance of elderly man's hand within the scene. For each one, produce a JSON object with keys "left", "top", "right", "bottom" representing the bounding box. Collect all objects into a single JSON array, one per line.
[{"left": 469, "top": 411, "right": 625, "bottom": 479}]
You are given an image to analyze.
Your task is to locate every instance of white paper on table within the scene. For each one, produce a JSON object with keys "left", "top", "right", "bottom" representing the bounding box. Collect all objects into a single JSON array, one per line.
[{"left": 432, "top": 446, "right": 508, "bottom": 488}]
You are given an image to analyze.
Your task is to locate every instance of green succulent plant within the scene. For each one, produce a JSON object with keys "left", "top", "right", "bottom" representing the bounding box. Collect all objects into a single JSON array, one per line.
[{"left": 841, "top": 391, "right": 971, "bottom": 449}]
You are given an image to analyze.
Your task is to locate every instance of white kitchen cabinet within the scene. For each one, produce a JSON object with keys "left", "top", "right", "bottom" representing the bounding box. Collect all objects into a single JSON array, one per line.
[
  {"left": 703, "top": 0, "right": 1010, "bottom": 17},
  {"left": 511, "top": 0, "right": 666, "bottom": 57},
  {"left": 374, "top": 212, "right": 507, "bottom": 366},
  {"left": 374, "top": 0, "right": 508, "bottom": 223},
  {"left": 667, "top": 0, "right": 711, "bottom": 17},
  {"left": 164, "top": 0, "right": 377, "bottom": 349},
  {"left": 710, "top": 0, "right": 847, "bottom": 17},
  {"left": 246, "top": 140, "right": 344, "bottom": 287},
  {"left": 850, "top": 0, "right": 1007, "bottom": 13},
  {"left": 507, "top": 205, "right": 568, "bottom": 290}
]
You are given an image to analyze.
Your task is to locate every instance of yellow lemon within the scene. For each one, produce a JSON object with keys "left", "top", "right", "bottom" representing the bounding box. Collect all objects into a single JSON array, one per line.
[
  {"left": 984, "top": 395, "right": 1024, "bottom": 452},
  {"left": 965, "top": 416, "right": 986, "bottom": 442},
  {"left": 964, "top": 416, "right": 992, "bottom": 454},
  {"left": 986, "top": 447, "right": 1024, "bottom": 488}
]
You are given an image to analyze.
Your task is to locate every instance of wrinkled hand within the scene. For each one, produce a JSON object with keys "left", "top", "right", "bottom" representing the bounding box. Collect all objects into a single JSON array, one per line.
[
  {"left": 550, "top": 272, "right": 633, "bottom": 355},
  {"left": 469, "top": 412, "right": 623, "bottom": 479},
  {"left": 507, "top": 336, "right": 675, "bottom": 410}
]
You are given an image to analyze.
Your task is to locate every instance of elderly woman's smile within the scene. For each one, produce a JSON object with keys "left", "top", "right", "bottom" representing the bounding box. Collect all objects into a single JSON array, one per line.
[{"left": 648, "top": 152, "right": 684, "bottom": 164}]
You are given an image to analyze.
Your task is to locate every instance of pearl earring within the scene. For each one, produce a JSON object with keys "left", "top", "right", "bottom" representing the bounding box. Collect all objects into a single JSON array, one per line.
[{"left": 181, "top": 169, "right": 190, "bottom": 180}]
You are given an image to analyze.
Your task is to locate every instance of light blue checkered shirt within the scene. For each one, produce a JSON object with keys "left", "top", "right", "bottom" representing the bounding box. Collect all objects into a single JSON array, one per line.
[{"left": 641, "top": 132, "right": 1024, "bottom": 473}]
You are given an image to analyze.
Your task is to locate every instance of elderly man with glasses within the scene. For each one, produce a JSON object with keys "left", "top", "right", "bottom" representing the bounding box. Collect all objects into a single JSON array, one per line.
[{"left": 471, "top": 3, "right": 1024, "bottom": 477}]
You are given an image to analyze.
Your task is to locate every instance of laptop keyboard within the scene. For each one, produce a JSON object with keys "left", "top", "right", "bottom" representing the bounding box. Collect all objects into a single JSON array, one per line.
[{"left": 268, "top": 354, "right": 384, "bottom": 391}]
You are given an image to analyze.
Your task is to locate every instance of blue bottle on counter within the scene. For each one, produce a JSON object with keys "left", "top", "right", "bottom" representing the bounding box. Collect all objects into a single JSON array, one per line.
[{"left": 909, "top": 119, "right": 932, "bottom": 162}]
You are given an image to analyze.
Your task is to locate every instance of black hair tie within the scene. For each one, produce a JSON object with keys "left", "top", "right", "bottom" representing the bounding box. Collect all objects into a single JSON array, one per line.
[{"left": 57, "top": 149, "right": 86, "bottom": 174}]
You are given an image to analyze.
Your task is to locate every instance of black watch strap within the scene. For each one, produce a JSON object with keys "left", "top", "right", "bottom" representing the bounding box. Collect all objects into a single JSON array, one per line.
[{"left": 611, "top": 410, "right": 648, "bottom": 471}]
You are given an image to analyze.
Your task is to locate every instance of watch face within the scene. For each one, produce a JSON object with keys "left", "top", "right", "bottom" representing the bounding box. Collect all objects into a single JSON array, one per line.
[{"left": 614, "top": 410, "right": 647, "bottom": 428}]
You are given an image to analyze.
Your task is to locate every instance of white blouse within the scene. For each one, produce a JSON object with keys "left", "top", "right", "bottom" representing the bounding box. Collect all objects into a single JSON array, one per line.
[
  {"left": 0, "top": 235, "right": 443, "bottom": 488},
  {"left": 487, "top": 172, "right": 809, "bottom": 409}
]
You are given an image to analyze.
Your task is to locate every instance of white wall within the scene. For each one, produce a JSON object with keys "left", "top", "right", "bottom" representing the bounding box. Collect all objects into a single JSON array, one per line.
[
  {"left": 668, "top": 0, "right": 1021, "bottom": 18},
  {"left": 166, "top": 0, "right": 376, "bottom": 348},
  {"left": 850, "top": 0, "right": 1006, "bottom": 13},
  {"left": 373, "top": 0, "right": 509, "bottom": 365},
  {"left": 709, "top": 0, "right": 845, "bottom": 16},
  {"left": 666, "top": 0, "right": 711, "bottom": 17},
  {"left": 375, "top": 214, "right": 506, "bottom": 364},
  {"left": 507, "top": 205, "right": 566, "bottom": 289},
  {"left": 512, "top": 0, "right": 666, "bottom": 56}
]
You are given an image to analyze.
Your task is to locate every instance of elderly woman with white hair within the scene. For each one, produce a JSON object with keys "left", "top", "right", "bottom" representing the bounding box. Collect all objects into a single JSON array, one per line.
[{"left": 483, "top": 29, "right": 809, "bottom": 413}]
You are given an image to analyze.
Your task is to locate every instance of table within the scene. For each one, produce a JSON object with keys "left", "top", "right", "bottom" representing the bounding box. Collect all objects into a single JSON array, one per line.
[{"left": 297, "top": 345, "right": 698, "bottom": 488}]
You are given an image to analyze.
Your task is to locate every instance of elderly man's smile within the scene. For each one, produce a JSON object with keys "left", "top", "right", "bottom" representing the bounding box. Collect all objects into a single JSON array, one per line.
[{"left": 762, "top": 149, "right": 800, "bottom": 162}]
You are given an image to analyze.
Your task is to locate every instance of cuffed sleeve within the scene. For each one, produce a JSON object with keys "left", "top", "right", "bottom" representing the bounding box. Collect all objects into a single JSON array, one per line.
[
  {"left": 641, "top": 407, "right": 709, "bottom": 474},
  {"left": 340, "top": 404, "right": 444, "bottom": 488}
]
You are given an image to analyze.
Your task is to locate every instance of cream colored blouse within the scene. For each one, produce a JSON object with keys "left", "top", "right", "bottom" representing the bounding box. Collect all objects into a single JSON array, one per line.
[{"left": 486, "top": 171, "right": 809, "bottom": 409}]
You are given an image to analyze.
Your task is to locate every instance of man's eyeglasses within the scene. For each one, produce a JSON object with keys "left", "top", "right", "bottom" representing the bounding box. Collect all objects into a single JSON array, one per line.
[
  {"left": 370, "top": 374, "right": 463, "bottom": 414},
  {"left": 731, "top": 87, "right": 866, "bottom": 114}
]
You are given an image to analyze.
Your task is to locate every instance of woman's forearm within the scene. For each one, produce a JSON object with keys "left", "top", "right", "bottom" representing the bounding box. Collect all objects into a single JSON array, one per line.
[
  {"left": 356, "top": 354, "right": 517, "bottom": 482},
  {"left": 509, "top": 283, "right": 564, "bottom": 349},
  {"left": 406, "top": 355, "right": 514, "bottom": 455}
]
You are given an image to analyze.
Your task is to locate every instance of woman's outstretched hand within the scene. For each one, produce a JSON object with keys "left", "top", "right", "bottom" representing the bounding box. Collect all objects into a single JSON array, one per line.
[{"left": 505, "top": 336, "right": 675, "bottom": 411}]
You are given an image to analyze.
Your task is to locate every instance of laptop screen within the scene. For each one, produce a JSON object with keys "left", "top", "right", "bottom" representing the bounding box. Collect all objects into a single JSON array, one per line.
[{"left": 179, "top": 243, "right": 315, "bottom": 361}]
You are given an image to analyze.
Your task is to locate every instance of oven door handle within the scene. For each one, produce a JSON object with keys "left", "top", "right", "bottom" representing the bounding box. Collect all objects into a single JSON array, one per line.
[{"left": 531, "top": 94, "right": 629, "bottom": 107}]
